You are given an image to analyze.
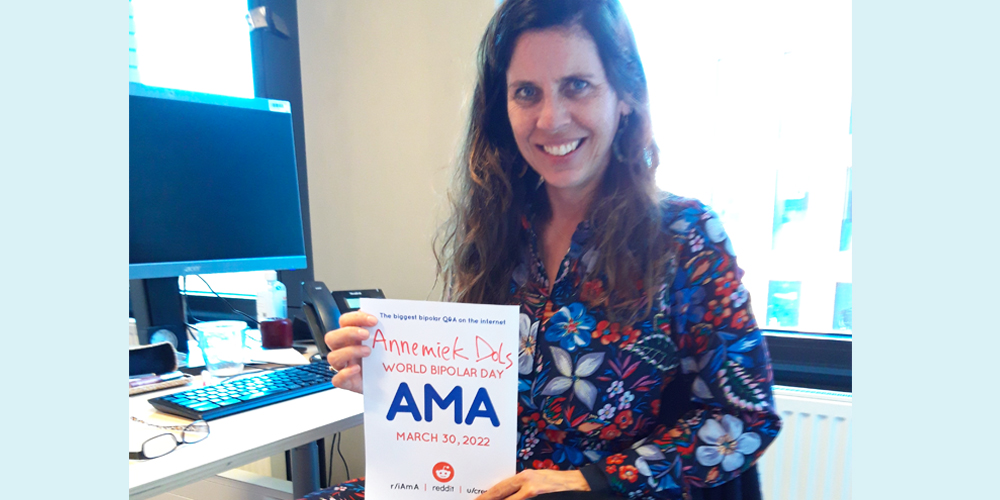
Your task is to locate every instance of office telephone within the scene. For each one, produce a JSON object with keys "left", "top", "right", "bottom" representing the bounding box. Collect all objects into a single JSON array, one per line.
[{"left": 301, "top": 281, "right": 385, "bottom": 355}]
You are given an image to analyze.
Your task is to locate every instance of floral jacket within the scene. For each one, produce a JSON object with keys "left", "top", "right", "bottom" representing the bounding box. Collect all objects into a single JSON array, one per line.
[{"left": 512, "top": 194, "right": 781, "bottom": 499}]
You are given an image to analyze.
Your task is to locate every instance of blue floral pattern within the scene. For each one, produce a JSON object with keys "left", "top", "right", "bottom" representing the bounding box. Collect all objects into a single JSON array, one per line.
[
  {"left": 544, "top": 303, "right": 597, "bottom": 352},
  {"left": 513, "top": 195, "right": 781, "bottom": 498},
  {"left": 299, "top": 195, "right": 781, "bottom": 500}
]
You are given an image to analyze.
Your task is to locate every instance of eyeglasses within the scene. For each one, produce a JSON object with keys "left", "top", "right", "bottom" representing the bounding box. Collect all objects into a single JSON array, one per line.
[{"left": 129, "top": 417, "right": 210, "bottom": 460}]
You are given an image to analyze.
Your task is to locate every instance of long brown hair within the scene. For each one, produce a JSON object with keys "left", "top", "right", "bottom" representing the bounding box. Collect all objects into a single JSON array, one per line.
[{"left": 436, "top": 0, "right": 673, "bottom": 322}]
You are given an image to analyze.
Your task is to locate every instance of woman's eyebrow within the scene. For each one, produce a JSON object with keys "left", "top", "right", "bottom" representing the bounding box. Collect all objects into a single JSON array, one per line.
[{"left": 507, "top": 79, "right": 536, "bottom": 90}]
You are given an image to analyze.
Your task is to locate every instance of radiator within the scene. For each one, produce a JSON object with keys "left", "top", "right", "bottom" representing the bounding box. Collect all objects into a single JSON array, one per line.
[{"left": 757, "top": 386, "right": 852, "bottom": 500}]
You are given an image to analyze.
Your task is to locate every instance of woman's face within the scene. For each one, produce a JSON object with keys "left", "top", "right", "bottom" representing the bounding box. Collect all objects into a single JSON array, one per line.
[{"left": 506, "top": 26, "right": 630, "bottom": 199}]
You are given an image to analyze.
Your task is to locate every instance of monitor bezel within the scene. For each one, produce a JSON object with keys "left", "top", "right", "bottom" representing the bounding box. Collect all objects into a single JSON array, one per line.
[{"left": 129, "top": 83, "right": 307, "bottom": 280}]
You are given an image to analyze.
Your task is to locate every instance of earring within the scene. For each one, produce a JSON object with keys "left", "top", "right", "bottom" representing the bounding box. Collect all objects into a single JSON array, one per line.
[
  {"left": 612, "top": 135, "right": 625, "bottom": 163},
  {"left": 613, "top": 113, "right": 630, "bottom": 163}
]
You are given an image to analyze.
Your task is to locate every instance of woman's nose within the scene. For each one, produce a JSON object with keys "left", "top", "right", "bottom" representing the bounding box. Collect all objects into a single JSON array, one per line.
[{"left": 536, "top": 95, "right": 571, "bottom": 131}]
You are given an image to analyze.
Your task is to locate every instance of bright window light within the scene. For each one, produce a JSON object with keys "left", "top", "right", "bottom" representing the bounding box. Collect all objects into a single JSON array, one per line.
[
  {"left": 131, "top": 0, "right": 263, "bottom": 298},
  {"left": 131, "top": 0, "right": 254, "bottom": 98},
  {"left": 621, "top": 0, "right": 852, "bottom": 334}
]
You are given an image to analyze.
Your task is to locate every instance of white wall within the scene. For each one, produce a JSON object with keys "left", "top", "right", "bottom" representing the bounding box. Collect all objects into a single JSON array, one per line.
[
  {"left": 298, "top": 0, "right": 496, "bottom": 301},
  {"left": 296, "top": 0, "right": 497, "bottom": 483}
]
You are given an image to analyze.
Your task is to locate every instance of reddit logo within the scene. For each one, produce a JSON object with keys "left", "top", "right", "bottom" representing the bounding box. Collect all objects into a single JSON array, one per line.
[{"left": 432, "top": 462, "right": 454, "bottom": 483}]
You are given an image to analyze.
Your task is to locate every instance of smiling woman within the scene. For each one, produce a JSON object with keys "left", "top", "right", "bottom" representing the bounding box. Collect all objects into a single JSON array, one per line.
[
  {"left": 505, "top": 26, "right": 631, "bottom": 199},
  {"left": 311, "top": 1, "right": 780, "bottom": 499}
]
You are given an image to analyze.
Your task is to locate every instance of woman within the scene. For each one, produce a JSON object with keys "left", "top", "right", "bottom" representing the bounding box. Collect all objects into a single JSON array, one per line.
[{"left": 313, "top": 1, "right": 781, "bottom": 499}]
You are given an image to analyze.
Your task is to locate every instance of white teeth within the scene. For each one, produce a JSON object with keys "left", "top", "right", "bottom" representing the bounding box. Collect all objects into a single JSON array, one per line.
[{"left": 543, "top": 140, "right": 581, "bottom": 156}]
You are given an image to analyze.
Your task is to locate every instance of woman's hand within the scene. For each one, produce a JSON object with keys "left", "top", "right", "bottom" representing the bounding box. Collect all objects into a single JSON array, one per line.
[
  {"left": 324, "top": 310, "right": 378, "bottom": 394},
  {"left": 474, "top": 470, "right": 590, "bottom": 500}
]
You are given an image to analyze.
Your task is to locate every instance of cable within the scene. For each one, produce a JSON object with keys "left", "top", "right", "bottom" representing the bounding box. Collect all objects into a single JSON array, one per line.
[
  {"left": 336, "top": 431, "right": 350, "bottom": 479},
  {"left": 181, "top": 276, "right": 209, "bottom": 345},
  {"left": 190, "top": 274, "right": 260, "bottom": 326}
]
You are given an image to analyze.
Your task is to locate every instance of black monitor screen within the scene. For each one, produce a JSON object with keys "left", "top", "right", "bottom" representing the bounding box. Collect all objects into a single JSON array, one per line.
[{"left": 130, "top": 86, "right": 306, "bottom": 279}]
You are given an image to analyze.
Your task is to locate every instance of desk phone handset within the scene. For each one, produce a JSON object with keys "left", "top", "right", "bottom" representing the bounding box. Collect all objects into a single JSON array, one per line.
[{"left": 301, "top": 281, "right": 385, "bottom": 356}]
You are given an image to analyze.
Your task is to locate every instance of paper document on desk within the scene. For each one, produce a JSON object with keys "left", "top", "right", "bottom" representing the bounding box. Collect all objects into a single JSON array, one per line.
[{"left": 360, "top": 298, "right": 518, "bottom": 500}]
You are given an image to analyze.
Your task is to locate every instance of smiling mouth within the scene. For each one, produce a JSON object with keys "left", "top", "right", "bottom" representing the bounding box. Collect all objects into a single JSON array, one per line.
[{"left": 539, "top": 139, "right": 583, "bottom": 157}]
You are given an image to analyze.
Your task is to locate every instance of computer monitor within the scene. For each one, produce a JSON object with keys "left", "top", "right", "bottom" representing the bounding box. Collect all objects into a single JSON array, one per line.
[{"left": 129, "top": 83, "right": 307, "bottom": 279}]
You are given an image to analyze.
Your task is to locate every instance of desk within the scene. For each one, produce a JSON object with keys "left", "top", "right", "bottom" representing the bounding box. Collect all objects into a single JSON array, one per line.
[{"left": 129, "top": 377, "right": 364, "bottom": 500}]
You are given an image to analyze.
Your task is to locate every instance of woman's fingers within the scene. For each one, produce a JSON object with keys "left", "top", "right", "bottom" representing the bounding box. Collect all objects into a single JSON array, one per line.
[
  {"left": 338, "top": 310, "right": 379, "bottom": 328},
  {"left": 324, "top": 326, "right": 370, "bottom": 351},
  {"left": 327, "top": 344, "right": 372, "bottom": 371},
  {"left": 474, "top": 470, "right": 587, "bottom": 500},
  {"left": 322, "top": 311, "right": 376, "bottom": 395},
  {"left": 331, "top": 364, "right": 363, "bottom": 394},
  {"left": 324, "top": 310, "right": 377, "bottom": 351}
]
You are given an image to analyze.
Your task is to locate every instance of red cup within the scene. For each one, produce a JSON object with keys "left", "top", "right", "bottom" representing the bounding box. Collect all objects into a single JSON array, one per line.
[{"left": 260, "top": 318, "right": 293, "bottom": 349}]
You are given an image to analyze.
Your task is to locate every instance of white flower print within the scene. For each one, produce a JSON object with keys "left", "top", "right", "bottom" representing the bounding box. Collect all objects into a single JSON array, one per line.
[
  {"left": 539, "top": 346, "right": 605, "bottom": 410},
  {"left": 518, "top": 313, "right": 539, "bottom": 375},
  {"left": 695, "top": 415, "right": 762, "bottom": 472},
  {"left": 608, "top": 380, "right": 624, "bottom": 397},
  {"left": 519, "top": 430, "right": 539, "bottom": 460},
  {"left": 669, "top": 219, "right": 691, "bottom": 235},
  {"left": 690, "top": 351, "right": 716, "bottom": 400},
  {"left": 524, "top": 433, "right": 539, "bottom": 449},
  {"left": 618, "top": 391, "right": 635, "bottom": 410},
  {"left": 730, "top": 284, "right": 749, "bottom": 308},
  {"left": 690, "top": 234, "right": 705, "bottom": 252},
  {"left": 598, "top": 403, "right": 616, "bottom": 420},
  {"left": 704, "top": 216, "right": 728, "bottom": 243}
]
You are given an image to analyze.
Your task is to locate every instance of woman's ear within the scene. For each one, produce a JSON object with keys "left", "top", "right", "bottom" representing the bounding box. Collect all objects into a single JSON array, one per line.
[{"left": 618, "top": 100, "right": 633, "bottom": 118}]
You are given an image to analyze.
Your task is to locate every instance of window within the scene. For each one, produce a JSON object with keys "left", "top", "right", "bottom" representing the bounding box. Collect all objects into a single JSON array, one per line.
[
  {"left": 130, "top": 0, "right": 254, "bottom": 98},
  {"left": 130, "top": 0, "right": 266, "bottom": 298},
  {"left": 621, "top": 0, "right": 852, "bottom": 336}
]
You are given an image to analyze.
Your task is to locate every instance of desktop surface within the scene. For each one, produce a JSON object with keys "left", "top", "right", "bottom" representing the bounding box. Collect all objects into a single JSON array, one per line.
[{"left": 129, "top": 374, "right": 363, "bottom": 500}]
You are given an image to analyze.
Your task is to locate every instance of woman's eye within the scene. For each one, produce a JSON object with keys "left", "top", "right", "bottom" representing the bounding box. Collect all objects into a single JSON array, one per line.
[
  {"left": 514, "top": 86, "right": 538, "bottom": 100},
  {"left": 566, "top": 79, "right": 590, "bottom": 94}
]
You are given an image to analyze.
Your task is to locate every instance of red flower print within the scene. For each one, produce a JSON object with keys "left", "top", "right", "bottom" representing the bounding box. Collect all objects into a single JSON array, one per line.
[
  {"left": 581, "top": 279, "right": 606, "bottom": 305},
  {"left": 651, "top": 399, "right": 661, "bottom": 417},
  {"left": 714, "top": 272, "right": 738, "bottom": 298},
  {"left": 600, "top": 425, "right": 622, "bottom": 440},
  {"left": 614, "top": 409, "right": 634, "bottom": 429},
  {"left": 549, "top": 397, "right": 566, "bottom": 414},
  {"left": 679, "top": 324, "right": 711, "bottom": 354},
  {"left": 607, "top": 454, "right": 626, "bottom": 465},
  {"left": 532, "top": 459, "right": 559, "bottom": 470},
  {"left": 619, "top": 465, "right": 639, "bottom": 483},
  {"left": 523, "top": 412, "right": 547, "bottom": 430},
  {"left": 592, "top": 320, "right": 622, "bottom": 345},
  {"left": 544, "top": 429, "right": 567, "bottom": 444},
  {"left": 618, "top": 325, "right": 638, "bottom": 348},
  {"left": 704, "top": 298, "right": 732, "bottom": 327},
  {"left": 730, "top": 309, "right": 752, "bottom": 330},
  {"left": 605, "top": 465, "right": 618, "bottom": 475}
]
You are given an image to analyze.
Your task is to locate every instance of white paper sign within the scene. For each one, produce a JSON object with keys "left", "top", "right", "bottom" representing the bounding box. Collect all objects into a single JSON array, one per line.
[{"left": 360, "top": 298, "right": 519, "bottom": 499}]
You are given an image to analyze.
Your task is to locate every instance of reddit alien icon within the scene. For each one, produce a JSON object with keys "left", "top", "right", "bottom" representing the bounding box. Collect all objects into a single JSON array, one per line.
[{"left": 432, "top": 462, "right": 454, "bottom": 483}]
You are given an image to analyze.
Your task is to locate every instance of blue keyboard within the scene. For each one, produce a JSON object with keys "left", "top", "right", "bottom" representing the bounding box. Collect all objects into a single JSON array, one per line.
[{"left": 148, "top": 361, "right": 335, "bottom": 421}]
